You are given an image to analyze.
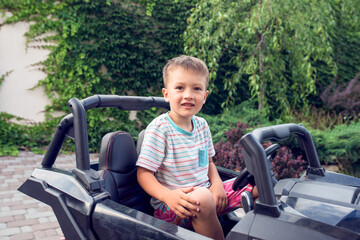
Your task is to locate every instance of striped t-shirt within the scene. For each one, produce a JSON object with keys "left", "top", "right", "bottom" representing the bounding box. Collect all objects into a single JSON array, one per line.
[{"left": 136, "top": 113, "right": 215, "bottom": 193}]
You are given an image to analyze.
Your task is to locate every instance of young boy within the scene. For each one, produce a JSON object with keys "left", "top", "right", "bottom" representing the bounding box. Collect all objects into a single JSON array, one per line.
[{"left": 136, "top": 55, "right": 256, "bottom": 240}]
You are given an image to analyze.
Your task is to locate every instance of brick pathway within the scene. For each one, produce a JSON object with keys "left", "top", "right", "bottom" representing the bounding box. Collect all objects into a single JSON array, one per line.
[{"left": 0, "top": 151, "right": 98, "bottom": 240}]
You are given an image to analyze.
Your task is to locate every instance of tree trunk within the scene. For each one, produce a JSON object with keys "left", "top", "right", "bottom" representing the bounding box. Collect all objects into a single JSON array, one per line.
[{"left": 257, "top": 32, "right": 264, "bottom": 110}]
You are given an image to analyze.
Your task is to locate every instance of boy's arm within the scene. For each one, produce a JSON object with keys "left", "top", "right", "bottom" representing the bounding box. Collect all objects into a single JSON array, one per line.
[
  {"left": 137, "top": 167, "right": 200, "bottom": 219},
  {"left": 208, "top": 158, "right": 227, "bottom": 214}
]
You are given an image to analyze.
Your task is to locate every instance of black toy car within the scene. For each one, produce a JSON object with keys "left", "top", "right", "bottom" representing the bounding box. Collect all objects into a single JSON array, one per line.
[{"left": 18, "top": 95, "right": 360, "bottom": 239}]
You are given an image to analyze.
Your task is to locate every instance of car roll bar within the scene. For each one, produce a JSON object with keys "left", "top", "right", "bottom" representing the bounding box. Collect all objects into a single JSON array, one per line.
[
  {"left": 240, "top": 123, "right": 325, "bottom": 217},
  {"left": 41, "top": 95, "right": 170, "bottom": 191},
  {"left": 80, "top": 94, "right": 170, "bottom": 111}
]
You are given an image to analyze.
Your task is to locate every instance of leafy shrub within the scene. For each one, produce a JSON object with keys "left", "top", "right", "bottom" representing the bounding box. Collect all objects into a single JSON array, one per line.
[
  {"left": 289, "top": 106, "right": 354, "bottom": 130},
  {"left": 203, "top": 114, "right": 243, "bottom": 144},
  {"left": 0, "top": 109, "right": 140, "bottom": 156},
  {"left": 262, "top": 142, "right": 307, "bottom": 179},
  {"left": 0, "top": 113, "right": 29, "bottom": 156},
  {"left": 0, "top": 112, "right": 70, "bottom": 154},
  {"left": 212, "top": 122, "right": 251, "bottom": 171},
  {"left": 273, "top": 150, "right": 307, "bottom": 179},
  {"left": 201, "top": 99, "right": 270, "bottom": 143},
  {"left": 312, "top": 122, "right": 360, "bottom": 177},
  {"left": 213, "top": 121, "right": 306, "bottom": 180},
  {"left": 0, "top": 112, "right": 56, "bottom": 155},
  {"left": 85, "top": 109, "right": 139, "bottom": 152}
]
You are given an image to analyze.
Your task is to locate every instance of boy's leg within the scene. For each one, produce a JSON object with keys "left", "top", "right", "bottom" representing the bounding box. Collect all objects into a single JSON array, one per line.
[{"left": 189, "top": 187, "right": 225, "bottom": 240}]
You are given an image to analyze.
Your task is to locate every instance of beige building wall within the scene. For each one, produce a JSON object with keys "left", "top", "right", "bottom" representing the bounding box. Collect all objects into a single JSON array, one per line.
[{"left": 0, "top": 20, "right": 53, "bottom": 123}]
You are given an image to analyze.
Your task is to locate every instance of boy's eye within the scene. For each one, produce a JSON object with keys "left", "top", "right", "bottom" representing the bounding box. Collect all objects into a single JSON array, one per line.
[
  {"left": 176, "top": 86, "right": 183, "bottom": 90},
  {"left": 194, "top": 87, "right": 202, "bottom": 91}
]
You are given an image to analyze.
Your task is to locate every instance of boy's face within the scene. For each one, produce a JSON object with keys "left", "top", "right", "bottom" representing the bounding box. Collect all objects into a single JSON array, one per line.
[{"left": 162, "top": 67, "right": 209, "bottom": 124}]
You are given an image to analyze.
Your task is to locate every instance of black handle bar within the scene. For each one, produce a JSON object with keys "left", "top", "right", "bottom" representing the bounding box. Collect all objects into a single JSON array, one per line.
[
  {"left": 240, "top": 123, "right": 324, "bottom": 217},
  {"left": 251, "top": 123, "right": 322, "bottom": 169}
]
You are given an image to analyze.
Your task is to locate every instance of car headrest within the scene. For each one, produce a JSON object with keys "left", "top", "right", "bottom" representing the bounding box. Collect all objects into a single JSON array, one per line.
[{"left": 99, "top": 131, "right": 137, "bottom": 173}]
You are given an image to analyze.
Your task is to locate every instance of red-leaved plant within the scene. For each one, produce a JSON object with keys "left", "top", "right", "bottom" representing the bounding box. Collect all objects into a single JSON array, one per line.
[
  {"left": 262, "top": 142, "right": 307, "bottom": 179},
  {"left": 213, "top": 122, "right": 307, "bottom": 180}
]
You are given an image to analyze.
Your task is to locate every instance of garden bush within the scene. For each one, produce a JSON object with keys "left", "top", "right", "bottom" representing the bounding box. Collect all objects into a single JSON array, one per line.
[
  {"left": 212, "top": 122, "right": 251, "bottom": 171},
  {"left": 0, "top": 113, "right": 27, "bottom": 156},
  {"left": 200, "top": 99, "right": 271, "bottom": 143},
  {"left": 273, "top": 150, "right": 306, "bottom": 179},
  {"left": 0, "top": 109, "right": 140, "bottom": 155},
  {"left": 289, "top": 106, "right": 354, "bottom": 131},
  {"left": 311, "top": 122, "right": 360, "bottom": 177},
  {"left": 262, "top": 142, "right": 307, "bottom": 179},
  {"left": 0, "top": 113, "right": 57, "bottom": 155}
]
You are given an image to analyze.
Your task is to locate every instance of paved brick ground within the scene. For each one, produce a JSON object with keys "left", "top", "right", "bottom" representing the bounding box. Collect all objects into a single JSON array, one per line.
[{"left": 0, "top": 151, "right": 98, "bottom": 240}]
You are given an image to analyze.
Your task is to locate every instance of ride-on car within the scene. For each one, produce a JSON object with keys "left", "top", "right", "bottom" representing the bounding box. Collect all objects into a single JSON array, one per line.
[{"left": 18, "top": 95, "right": 360, "bottom": 239}]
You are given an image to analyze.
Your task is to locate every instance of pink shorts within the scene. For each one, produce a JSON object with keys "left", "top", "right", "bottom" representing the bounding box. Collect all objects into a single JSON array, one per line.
[{"left": 153, "top": 178, "right": 253, "bottom": 229}]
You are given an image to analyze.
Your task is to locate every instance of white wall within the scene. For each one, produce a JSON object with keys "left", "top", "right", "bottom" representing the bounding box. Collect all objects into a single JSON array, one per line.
[{"left": 0, "top": 20, "right": 53, "bottom": 123}]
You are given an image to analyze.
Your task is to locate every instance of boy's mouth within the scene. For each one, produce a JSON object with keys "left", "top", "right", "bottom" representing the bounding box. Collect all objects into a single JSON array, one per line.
[{"left": 181, "top": 103, "right": 195, "bottom": 107}]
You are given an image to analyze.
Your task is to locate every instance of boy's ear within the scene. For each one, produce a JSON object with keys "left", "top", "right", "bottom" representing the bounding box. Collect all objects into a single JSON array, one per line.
[
  {"left": 162, "top": 88, "right": 170, "bottom": 102},
  {"left": 203, "top": 90, "right": 209, "bottom": 103}
]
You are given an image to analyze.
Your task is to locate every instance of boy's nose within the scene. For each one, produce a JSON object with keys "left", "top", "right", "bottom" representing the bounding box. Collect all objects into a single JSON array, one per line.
[{"left": 184, "top": 89, "right": 194, "bottom": 99}]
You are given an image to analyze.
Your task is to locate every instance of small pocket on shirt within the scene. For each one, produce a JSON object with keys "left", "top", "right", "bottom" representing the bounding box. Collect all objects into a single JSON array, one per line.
[{"left": 198, "top": 148, "right": 208, "bottom": 167}]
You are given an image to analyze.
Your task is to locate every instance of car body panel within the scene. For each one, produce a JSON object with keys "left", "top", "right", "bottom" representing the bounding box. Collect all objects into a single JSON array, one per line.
[{"left": 18, "top": 95, "right": 360, "bottom": 239}]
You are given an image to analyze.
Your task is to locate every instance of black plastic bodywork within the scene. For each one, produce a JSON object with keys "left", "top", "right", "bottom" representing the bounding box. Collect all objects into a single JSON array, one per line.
[{"left": 18, "top": 95, "right": 360, "bottom": 240}]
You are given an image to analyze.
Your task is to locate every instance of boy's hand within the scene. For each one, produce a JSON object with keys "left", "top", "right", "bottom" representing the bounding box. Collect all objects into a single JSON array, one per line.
[
  {"left": 209, "top": 182, "right": 227, "bottom": 214},
  {"left": 164, "top": 187, "right": 200, "bottom": 219}
]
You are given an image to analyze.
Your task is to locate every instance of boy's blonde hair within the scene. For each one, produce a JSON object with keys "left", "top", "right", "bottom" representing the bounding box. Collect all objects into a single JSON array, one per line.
[{"left": 162, "top": 55, "right": 209, "bottom": 88}]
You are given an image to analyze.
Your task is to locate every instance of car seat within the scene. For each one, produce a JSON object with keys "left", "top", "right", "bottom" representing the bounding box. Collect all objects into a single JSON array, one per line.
[{"left": 99, "top": 131, "right": 153, "bottom": 215}]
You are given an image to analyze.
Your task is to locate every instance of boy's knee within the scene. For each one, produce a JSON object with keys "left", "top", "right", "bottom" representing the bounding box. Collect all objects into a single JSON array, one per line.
[{"left": 190, "top": 187, "right": 216, "bottom": 216}]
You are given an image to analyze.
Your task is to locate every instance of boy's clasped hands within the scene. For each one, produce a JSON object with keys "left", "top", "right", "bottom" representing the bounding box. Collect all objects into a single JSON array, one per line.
[
  {"left": 164, "top": 181, "right": 228, "bottom": 220},
  {"left": 165, "top": 187, "right": 200, "bottom": 219}
]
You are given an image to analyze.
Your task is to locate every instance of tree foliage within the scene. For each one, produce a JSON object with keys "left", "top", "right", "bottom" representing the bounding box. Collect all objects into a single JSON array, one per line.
[
  {"left": 0, "top": 0, "right": 195, "bottom": 152},
  {"left": 1, "top": 0, "right": 195, "bottom": 110},
  {"left": 311, "top": 0, "right": 360, "bottom": 110},
  {"left": 184, "top": 0, "right": 359, "bottom": 119}
]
